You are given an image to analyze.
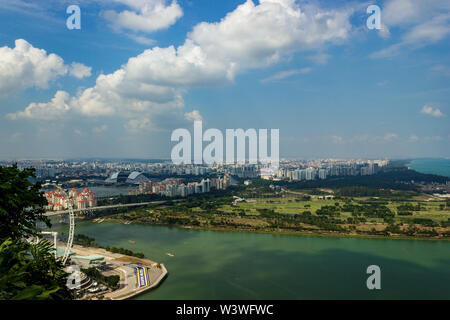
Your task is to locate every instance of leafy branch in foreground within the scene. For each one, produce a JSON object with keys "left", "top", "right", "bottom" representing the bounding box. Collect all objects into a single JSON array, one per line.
[
  {"left": 0, "top": 165, "right": 72, "bottom": 300},
  {"left": 0, "top": 164, "right": 50, "bottom": 240},
  {"left": 0, "top": 238, "right": 72, "bottom": 300}
]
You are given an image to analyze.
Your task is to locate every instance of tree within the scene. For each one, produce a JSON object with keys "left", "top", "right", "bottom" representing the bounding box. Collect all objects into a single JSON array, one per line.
[
  {"left": 0, "top": 164, "right": 50, "bottom": 241},
  {"left": 0, "top": 165, "right": 72, "bottom": 300},
  {"left": 0, "top": 238, "right": 72, "bottom": 300}
]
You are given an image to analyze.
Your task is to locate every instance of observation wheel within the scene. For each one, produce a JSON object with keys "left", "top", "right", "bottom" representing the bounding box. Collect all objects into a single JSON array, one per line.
[{"left": 41, "top": 183, "right": 75, "bottom": 265}]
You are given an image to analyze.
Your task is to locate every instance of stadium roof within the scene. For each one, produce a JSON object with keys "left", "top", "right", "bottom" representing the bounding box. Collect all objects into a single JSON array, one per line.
[{"left": 105, "top": 171, "right": 149, "bottom": 184}]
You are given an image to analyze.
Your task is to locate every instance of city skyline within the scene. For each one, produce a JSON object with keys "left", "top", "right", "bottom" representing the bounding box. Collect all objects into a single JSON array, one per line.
[{"left": 0, "top": 0, "right": 449, "bottom": 159}]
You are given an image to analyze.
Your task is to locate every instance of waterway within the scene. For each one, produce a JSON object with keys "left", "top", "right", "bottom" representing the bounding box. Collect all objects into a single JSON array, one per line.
[{"left": 54, "top": 221, "right": 450, "bottom": 299}]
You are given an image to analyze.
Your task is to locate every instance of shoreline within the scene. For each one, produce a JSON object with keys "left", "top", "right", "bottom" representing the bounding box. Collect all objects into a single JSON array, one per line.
[
  {"left": 68, "top": 243, "right": 168, "bottom": 300},
  {"left": 407, "top": 158, "right": 450, "bottom": 178},
  {"left": 99, "top": 218, "right": 450, "bottom": 242}
]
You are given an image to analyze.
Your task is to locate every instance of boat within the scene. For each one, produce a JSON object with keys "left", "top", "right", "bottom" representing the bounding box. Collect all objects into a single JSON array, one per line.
[
  {"left": 129, "top": 240, "right": 135, "bottom": 244},
  {"left": 166, "top": 253, "right": 174, "bottom": 257}
]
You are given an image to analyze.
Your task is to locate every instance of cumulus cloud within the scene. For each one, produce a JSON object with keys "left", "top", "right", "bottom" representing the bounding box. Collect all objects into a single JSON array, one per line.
[
  {"left": 0, "top": 39, "right": 67, "bottom": 96},
  {"left": 69, "top": 62, "right": 92, "bottom": 79},
  {"left": 421, "top": 104, "right": 445, "bottom": 117},
  {"left": 102, "top": 0, "right": 183, "bottom": 33},
  {"left": 6, "top": 90, "right": 71, "bottom": 120},
  {"left": 124, "top": 117, "right": 150, "bottom": 133},
  {"left": 0, "top": 39, "right": 92, "bottom": 96},
  {"left": 9, "top": 0, "right": 354, "bottom": 130},
  {"left": 184, "top": 110, "right": 202, "bottom": 122},
  {"left": 115, "top": 0, "right": 353, "bottom": 88}
]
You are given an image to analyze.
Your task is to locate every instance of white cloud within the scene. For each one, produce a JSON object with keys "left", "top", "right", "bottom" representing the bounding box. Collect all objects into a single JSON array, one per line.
[
  {"left": 383, "top": 0, "right": 450, "bottom": 27},
  {"left": 124, "top": 117, "right": 150, "bottom": 133},
  {"left": 9, "top": 0, "right": 354, "bottom": 131},
  {"left": 261, "top": 68, "right": 312, "bottom": 83},
  {"left": 126, "top": 34, "right": 156, "bottom": 45},
  {"left": 6, "top": 90, "right": 71, "bottom": 120},
  {"left": 421, "top": 104, "right": 445, "bottom": 117},
  {"left": 123, "top": 0, "right": 352, "bottom": 88},
  {"left": 102, "top": 0, "right": 183, "bottom": 33},
  {"left": 0, "top": 39, "right": 67, "bottom": 96},
  {"left": 402, "top": 13, "right": 450, "bottom": 44},
  {"left": 69, "top": 62, "right": 92, "bottom": 79},
  {"left": 377, "top": 23, "right": 391, "bottom": 39},
  {"left": 384, "top": 133, "right": 399, "bottom": 141},
  {"left": 184, "top": 110, "right": 202, "bottom": 122},
  {"left": 0, "top": 39, "right": 92, "bottom": 96},
  {"left": 371, "top": 0, "right": 450, "bottom": 58}
]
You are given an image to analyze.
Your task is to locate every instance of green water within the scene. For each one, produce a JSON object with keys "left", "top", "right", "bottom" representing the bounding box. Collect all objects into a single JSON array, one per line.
[{"left": 57, "top": 222, "right": 450, "bottom": 299}]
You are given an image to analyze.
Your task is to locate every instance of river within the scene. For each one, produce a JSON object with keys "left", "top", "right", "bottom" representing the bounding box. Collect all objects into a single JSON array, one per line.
[{"left": 54, "top": 221, "right": 450, "bottom": 299}]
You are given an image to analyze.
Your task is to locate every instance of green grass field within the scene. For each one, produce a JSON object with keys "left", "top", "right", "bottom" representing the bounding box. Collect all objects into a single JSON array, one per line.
[{"left": 218, "top": 196, "right": 450, "bottom": 223}]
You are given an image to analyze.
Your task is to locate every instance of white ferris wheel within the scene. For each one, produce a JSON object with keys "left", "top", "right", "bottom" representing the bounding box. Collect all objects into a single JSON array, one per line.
[{"left": 40, "top": 183, "right": 75, "bottom": 265}]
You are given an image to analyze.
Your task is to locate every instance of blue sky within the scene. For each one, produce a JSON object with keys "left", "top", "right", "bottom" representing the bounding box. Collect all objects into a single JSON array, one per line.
[{"left": 0, "top": 0, "right": 449, "bottom": 159}]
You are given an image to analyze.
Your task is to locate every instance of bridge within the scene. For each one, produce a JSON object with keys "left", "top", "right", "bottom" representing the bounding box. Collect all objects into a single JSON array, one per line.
[{"left": 44, "top": 201, "right": 166, "bottom": 216}]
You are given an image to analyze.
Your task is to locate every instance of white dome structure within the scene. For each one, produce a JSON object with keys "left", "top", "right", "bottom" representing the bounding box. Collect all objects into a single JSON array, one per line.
[{"left": 105, "top": 171, "right": 149, "bottom": 185}]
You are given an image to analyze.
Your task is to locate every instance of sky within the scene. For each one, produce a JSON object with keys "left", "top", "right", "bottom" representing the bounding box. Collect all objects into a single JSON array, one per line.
[{"left": 0, "top": 0, "right": 449, "bottom": 160}]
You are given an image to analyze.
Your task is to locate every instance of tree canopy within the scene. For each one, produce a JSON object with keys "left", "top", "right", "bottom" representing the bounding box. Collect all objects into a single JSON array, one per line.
[
  {"left": 0, "top": 165, "right": 72, "bottom": 300},
  {"left": 0, "top": 164, "right": 50, "bottom": 241}
]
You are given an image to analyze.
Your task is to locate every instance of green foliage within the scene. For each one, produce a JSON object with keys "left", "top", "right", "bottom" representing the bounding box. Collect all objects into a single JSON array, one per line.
[
  {"left": 74, "top": 234, "right": 99, "bottom": 247},
  {"left": 397, "top": 203, "right": 421, "bottom": 212},
  {"left": 82, "top": 267, "right": 120, "bottom": 289},
  {"left": 0, "top": 165, "right": 49, "bottom": 241},
  {"left": 336, "top": 187, "right": 392, "bottom": 197},
  {"left": 105, "top": 246, "right": 145, "bottom": 259},
  {"left": 0, "top": 239, "right": 72, "bottom": 300},
  {"left": 412, "top": 218, "right": 436, "bottom": 227},
  {"left": 342, "top": 203, "right": 394, "bottom": 219},
  {"left": 316, "top": 205, "right": 341, "bottom": 216},
  {"left": 0, "top": 165, "right": 72, "bottom": 300}
]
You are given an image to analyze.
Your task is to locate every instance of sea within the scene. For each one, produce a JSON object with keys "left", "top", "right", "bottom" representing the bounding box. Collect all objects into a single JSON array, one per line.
[{"left": 408, "top": 158, "right": 450, "bottom": 178}]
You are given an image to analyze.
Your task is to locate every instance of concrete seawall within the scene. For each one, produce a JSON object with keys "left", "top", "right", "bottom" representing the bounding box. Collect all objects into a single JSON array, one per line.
[{"left": 108, "top": 263, "right": 168, "bottom": 300}]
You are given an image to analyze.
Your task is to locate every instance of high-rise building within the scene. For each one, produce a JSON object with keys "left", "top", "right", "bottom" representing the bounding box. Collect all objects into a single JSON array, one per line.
[{"left": 318, "top": 169, "right": 327, "bottom": 180}]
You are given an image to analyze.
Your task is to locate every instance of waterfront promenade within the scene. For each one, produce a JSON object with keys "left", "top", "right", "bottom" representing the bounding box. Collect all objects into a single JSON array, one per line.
[{"left": 69, "top": 244, "right": 167, "bottom": 300}]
